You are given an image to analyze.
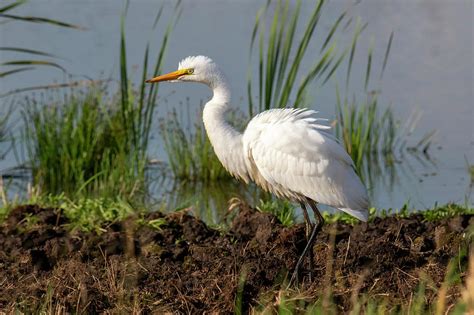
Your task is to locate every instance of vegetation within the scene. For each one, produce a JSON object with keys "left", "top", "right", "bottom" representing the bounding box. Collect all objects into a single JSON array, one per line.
[
  {"left": 20, "top": 3, "right": 178, "bottom": 199},
  {"left": 160, "top": 108, "right": 233, "bottom": 182},
  {"left": 0, "top": 0, "right": 80, "bottom": 82},
  {"left": 250, "top": 250, "right": 473, "bottom": 315},
  {"left": 23, "top": 88, "right": 144, "bottom": 198},
  {"left": 335, "top": 90, "right": 397, "bottom": 178},
  {"left": 257, "top": 198, "right": 295, "bottom": 227},
  {"left": 247, "top": 0, "right": 353, "bottom": 116}
]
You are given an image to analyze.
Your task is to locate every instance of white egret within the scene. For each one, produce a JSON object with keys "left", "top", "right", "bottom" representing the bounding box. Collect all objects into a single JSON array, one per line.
[{"left": 146, "top": 55, "right": 369, "bottom": 284}]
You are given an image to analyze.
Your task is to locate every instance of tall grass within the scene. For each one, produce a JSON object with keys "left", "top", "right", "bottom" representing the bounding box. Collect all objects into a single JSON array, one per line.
[
  {"left": 160, "top": 108, "right": 232, "bottom": 182},
  {"left": 335, "top": 90, "right": 397, "bottom": 179},
  {"left": 247, "top": 0, "right": 354, "bottom": 115},
  {"left": 22, "top": 3, "right": 179, "bottom": 199},
  {"left": 23, "top": 88, "right": 145, "bottom": 198},
  {"left": 0, "top": 0, "right": 81, "bottom": 80}
]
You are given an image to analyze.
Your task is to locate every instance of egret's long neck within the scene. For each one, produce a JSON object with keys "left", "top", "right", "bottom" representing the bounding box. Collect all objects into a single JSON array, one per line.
[{"left": 202, "top": 76, "right": 249, "bottom": 182}]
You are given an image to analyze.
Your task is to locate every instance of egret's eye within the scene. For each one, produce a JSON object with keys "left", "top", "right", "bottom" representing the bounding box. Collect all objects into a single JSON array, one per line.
[{"left": 187, "top": 68, "right": 194, "bottom": 74}]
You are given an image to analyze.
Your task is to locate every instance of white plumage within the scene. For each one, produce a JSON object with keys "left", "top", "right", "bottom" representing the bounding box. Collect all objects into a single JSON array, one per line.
[
  {"left": 243, "top": 108, "right": 369, "bottom": 221},
  {"left": 146, "top": 55, "right": 369, "bottom": 282}
]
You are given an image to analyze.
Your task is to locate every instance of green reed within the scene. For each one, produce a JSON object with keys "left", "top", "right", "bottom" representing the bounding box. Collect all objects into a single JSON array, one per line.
[
  {"left": 247, "top": 0, "right": 356, "bottom": 115},
  {"left": 0, "top": 0, "right": 80, "bottom": 80},
  {"left": 22, "top": 3, "right": 178, "bottom": 199},
  {"left": 160, "top": 108, "right": 241, "bottom": 182},
  {"left": 23, "top": 88, "right": 144, "bottom": 198}
]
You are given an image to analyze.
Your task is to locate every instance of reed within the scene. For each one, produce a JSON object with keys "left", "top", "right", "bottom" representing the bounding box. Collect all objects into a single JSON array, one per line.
[
  {"left": 334, "top": 91, "right": 397, "bottom": 179},
  {"left": 159, "top": 108, "right": 233, "bottom": 182},
  {"left": 22, "top": 3, "right": 178, "bottom": 199},
  {"left": 247, "top": 0, "right": 355, "bottom": 116},
  {"left": 0, "top": 0, "right": 81, "bottom": 80}
]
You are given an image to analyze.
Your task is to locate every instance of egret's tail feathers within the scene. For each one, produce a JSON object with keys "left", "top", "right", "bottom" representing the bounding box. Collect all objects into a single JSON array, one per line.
[{"left": 338, "top": 208, "right": 369, "bottom": 222}]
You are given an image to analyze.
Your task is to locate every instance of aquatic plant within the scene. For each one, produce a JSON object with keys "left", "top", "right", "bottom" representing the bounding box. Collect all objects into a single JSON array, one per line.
[
  {"left": 23, "top": 88, "right": 144, "bottom": 198},
  {"left": 160, "top": 108, "right": 233, "bottom": 183},
  {"left": 257, "top": 198, "right": 295, "bottom": 227},
  {"left": 22, "top": 3, "right": 178, "bottom": 199},
  {"left": 334, "top": 91, "right": 398, "bottom": 179},
  {"left": 247, "top": 0, "right": 359, "bottom": 116},
  {"left": 0, "top": 0, "right": 80, "bottom": 80}
]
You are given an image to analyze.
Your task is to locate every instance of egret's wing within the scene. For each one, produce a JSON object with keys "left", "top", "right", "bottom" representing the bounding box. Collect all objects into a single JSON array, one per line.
[{"left": 243, "top": 109, "right": 368, "bottom": 220}]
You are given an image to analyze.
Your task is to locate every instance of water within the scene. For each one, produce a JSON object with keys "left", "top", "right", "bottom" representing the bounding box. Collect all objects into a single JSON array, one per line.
[{"left": 1, "top": 0, "right": 472, "bottom": 221}]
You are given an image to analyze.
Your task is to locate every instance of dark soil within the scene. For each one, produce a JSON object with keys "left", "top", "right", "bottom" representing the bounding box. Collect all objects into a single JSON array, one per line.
[{"left": 0, "top": 204, "right": 472, "bottom": 313}]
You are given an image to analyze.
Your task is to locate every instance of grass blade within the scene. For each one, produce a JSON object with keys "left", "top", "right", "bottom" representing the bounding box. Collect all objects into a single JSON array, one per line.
[
  {"left": 0, "top": 66, "right": 35, "bottom": 78},
  {"left": 365, "top": 37, "right": 374, "bottom": 91},
  {"left": 380, "top": 31, "right": 394, "bottom": 78},
  {"left": 1, "top": 60, "right": 66, "bottom": 72},
  {"left": 0, "top": 13, "right": 82, "bottom": 29},
  {"left": 0, "top": 47, "right": 57, "bottom": 58}
]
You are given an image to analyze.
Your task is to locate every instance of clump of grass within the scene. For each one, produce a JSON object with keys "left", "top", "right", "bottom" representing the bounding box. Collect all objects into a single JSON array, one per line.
[
  {"left": 23, "top": 88, "right": 145, "bottom": 198},
  {"left": 21, "top": 3, "right": 178, "bottom": 200},
  {"left": 322, "top": 202, "right": 473, "bottom": 225},
  {"left": 247, "top": 0, "right": 355, "bottom": 115},
  {"left": 26, "top": 192, "right": 139, "bottom": 233},
  {"left": 257, "top": 198, "right": 295, "bottom": 227},
  {"left": 335, "top": 91, "right": 398, "bottom": 178},
  {"left": 160, "top": 108, "right": 232, "bottom": 182}
]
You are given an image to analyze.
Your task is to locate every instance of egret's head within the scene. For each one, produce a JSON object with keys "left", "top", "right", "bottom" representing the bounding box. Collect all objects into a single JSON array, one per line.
[{"left": 146, "top": 55, "right": 222, "bottom": 87}]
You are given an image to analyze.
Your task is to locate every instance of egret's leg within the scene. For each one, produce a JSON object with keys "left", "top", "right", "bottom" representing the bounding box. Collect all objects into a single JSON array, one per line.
[
  {"left": 300, "top": 203, "right": 314, "bottom": 282},
  {"left": 289, "top": 200, "right": 324, "bottom": 286}
]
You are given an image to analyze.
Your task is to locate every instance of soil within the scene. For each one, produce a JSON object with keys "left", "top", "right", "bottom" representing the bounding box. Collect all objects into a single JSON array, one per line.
[{"left": 0, "top": 204, "right": 472, "bottom": 313}]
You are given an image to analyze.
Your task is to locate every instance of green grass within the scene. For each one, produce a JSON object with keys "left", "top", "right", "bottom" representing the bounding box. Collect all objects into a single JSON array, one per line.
[
  {"left": 0, "top": 192, "right": 166, "bottom": 233},
  {"left": 323, "top": 202, "right": 474, "bottom": 225},
  {"left": 20, "top": 2, "right": 178, "bottom": 200},
  {"left": 0, "top": 0, "right": 81, "bottom": 81},
  {"left": 334, "top": 90, "right": 397, "bottom": 179},
  {"left": 257, "top": 198, "right": 295, "bottom": 227},
  {"left": 247, "top": 0, "right": 354, "bottom": 115},
  {"left": 160, "top": 108, "right": 234, "bottom": 182},
  {"left": 23, "top": 88, "right": 145, "bottom": 198}
]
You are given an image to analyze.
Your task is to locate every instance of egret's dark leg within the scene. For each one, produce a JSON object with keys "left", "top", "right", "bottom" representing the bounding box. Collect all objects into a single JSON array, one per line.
[
  {"left": 289, "top": 199, "right": 324, "bottom": 286},
  {"left": 300, "top": 202, "right": 314, "bottom": 282}
]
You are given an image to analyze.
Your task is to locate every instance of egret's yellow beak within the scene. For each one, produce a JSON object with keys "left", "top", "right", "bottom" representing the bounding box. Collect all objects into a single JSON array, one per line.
[{"left": 145, "top": 69, "right": 190, "bottom": 83}]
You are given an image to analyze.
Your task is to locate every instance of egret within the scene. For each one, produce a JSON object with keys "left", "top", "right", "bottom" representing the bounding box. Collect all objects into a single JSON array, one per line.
[{"left": 146, "top": 55, "right": 369, "bottom": 284}]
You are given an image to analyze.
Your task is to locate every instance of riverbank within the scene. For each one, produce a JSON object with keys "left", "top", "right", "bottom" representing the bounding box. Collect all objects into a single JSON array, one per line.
[{"left": 0, "top": 203, "right": 472, "bottom": 313}]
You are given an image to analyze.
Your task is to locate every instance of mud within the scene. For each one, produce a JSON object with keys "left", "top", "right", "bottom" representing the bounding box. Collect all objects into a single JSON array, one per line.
[{"left": 0, "top": 204, "right": 472, "bottom": 313}]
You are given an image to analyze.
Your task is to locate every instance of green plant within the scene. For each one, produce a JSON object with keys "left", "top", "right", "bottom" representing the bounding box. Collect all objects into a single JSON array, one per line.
[
  {"left": 247, "top": 0, "right": 356, "bottom": 116},
  {"left": 160, "top": 108, "right": 233, "bottom": 182},
  {"left": 22, "top": 2, "right": 178, "bottom": 199},
  {"left": 335, "top": 90, "right": 398, "bottom": 178},
  {"left": 0, "top": 0, "right": 80, "bottom": 80},
  {"left": 26, "top": 193, "right": 140, "bottom": 233},
  {"left": 257, "top": 198, "right": 295, "bottom": 227},
  {"left": 23, "top": 88, "right": 142, "bottom": 198}
]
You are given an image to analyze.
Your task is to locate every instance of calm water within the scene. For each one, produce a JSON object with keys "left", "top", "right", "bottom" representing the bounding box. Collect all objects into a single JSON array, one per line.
[{"left": 1, "top": 0, "right": 473, "bottom": 221}]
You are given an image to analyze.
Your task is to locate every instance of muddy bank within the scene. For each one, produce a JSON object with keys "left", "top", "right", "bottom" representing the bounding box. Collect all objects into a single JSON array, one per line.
[{"left": 0, "top": 204, "right": 472, "bottom": 313}]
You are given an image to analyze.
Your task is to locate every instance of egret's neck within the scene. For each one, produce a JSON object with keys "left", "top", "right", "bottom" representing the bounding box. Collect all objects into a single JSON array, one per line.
[
  {"left": 203, "top": 76, "right": 232, "bottom": 127},
  {"left": 202, "top": 77, "right": 248, "bottom": 182}
]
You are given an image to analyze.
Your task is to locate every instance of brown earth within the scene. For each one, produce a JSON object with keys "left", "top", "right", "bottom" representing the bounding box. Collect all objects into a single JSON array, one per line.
[{"left": 0, "top": 204, "right": 472, "bottom": 313}]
